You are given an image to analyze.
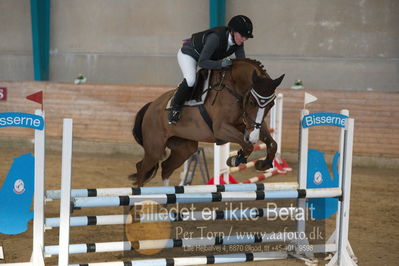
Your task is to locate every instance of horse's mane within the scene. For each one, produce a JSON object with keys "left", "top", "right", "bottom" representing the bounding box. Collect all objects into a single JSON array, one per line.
[{"left": 233, "top": 58, "right": 268, "bottom": 76}]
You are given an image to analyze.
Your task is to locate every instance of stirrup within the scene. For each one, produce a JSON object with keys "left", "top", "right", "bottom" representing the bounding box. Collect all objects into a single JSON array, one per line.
[{"left": 168, "top": 109, "right": 181, "bottom": 125}]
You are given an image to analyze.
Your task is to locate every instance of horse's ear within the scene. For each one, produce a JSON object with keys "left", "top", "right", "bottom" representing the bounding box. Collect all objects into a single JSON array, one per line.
[
  {"left": 252, "top": 70, "right": 259, "bottom": 83},
  {"left": 273, "top": 74, "right": 285, "bottom": 87}
]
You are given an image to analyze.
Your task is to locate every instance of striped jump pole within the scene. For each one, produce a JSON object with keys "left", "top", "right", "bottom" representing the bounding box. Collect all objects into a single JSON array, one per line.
[
  {"left": 46, "top": 182, "right": 298, "bottom": 200},
  {"left": 229, "top": 156, "right": 266, "bottom": 173},
  {"left": 68, "top": 251, "right": 290, "bottom": 266},
  {"left": 46, "top": 231, "right": 300, "bottom": 256},
  {"left": 45, "top": 207, "right": 297, "bottom": 228},
  {"left": 229, "top": 144, "right": 292, "bottom": 174},
  {"left": 229, "top": 143, "right": 267, "bottom": 156},
  {"left": 133, "top": 231, "right": 300, "bottom": 250},
  {"left": 239, "top": 169, "right": 279, "bottom": 184},
  {"left": 45, "top": 241, "right": 131, "bottom": 256},
  {"left": 46, "top": 232, "right": 299, "bottom": 256},
  {"left": 72, "top": 188, "right": 342, "bottom": 208},
  {"left": 137, "top": 207, "right": 297, "bottom": 223}
]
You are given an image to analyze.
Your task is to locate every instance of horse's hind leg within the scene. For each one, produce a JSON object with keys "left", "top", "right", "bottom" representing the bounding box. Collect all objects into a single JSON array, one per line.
[
  {"left": 129, "top": 159, "right": 144, "bottom": 182},
  {"left": 134, "top": 153, "right": 161, "bottom": 187},
  {"left": 130, "top": 140, "right": 167, "bottom": 186},
  {"left": 161, "top": 138, "right": 198, "bottom": 186}
]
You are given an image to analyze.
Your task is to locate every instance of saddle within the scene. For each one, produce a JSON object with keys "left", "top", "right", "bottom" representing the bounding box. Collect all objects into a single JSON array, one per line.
[
  {"left": 166, "top": 69, "right": 211, "bottom": 109},
  {"left": 166, "top": 69, "right": 227, "bottom": 145}
]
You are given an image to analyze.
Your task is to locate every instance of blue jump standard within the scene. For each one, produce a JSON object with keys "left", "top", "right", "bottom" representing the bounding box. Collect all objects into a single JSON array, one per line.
[{"left": 73, "top": 188, "right": 341, "bottom": 208}]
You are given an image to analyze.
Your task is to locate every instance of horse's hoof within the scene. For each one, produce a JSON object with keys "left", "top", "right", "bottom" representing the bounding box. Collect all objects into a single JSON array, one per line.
[
  {"left": 226, "top": 154, "right": 247, "bottom": 167},
  {"left": 128, "top": 173, "right": 140, "bottom": 186},
  {"left": 255, "top": 159, "right": 273, "bottom": 171},
  {"left": 226, "top": 156, "right": 238, "bottom": 167}
]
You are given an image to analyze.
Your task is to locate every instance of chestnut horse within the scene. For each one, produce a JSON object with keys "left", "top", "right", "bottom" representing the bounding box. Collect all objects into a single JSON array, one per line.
[{"left": 130, "top": 58, "right": 284, "bottom": 187}]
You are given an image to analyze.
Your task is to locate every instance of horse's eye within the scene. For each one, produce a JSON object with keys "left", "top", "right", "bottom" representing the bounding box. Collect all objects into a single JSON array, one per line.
[{"left": 250, "top": 99, "right": 257, "bottom": 106}]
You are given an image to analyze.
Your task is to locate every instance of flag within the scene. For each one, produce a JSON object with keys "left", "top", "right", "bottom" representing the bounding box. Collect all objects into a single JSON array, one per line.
[
  {"left": 304, "top": 92, "right": 317, "bottom": 107},
  {"left": 26, "top": 91, "right": 43, "bottom": 104},
  {"left": 26, "top": 91, "right": 43, "bottom": 110}
]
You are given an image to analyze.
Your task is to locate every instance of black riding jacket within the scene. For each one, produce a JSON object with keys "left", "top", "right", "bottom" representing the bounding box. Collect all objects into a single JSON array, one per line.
[{"left": 181, "top": 26, "right": 245, "bottom": 69}]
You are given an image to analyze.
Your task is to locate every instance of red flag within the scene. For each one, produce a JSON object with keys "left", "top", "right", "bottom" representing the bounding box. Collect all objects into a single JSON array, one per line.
[{"left": 26, "top": 91, "right": 43, "bottom": 110}]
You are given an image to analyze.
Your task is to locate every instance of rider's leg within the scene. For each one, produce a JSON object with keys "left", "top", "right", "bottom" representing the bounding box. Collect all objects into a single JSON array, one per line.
[
  {"left": 169, "top": 79, "right": 191, "bottom": 124},
  {"left": 168, "top": 50, "right": 197, "bottom": 124},
  {"left": 177, "top": 49, "right": 197, "bottom": 87}
]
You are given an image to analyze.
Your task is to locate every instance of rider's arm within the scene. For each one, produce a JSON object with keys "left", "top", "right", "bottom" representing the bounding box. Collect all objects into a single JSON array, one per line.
[
  {"left": 197, "top": 33, "right": 224, "bottom": 69},
  {"left": 234, "top": 45, "right": 246, "bottom": 58}
]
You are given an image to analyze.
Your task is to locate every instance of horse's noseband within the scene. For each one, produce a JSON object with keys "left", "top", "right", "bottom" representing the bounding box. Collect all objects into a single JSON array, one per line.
[
  {"left": 243, "top": 89, "right": 276, "bottom": 131},
  {"left": 250, "top": 88, "right": 276, "bottom": 108}
]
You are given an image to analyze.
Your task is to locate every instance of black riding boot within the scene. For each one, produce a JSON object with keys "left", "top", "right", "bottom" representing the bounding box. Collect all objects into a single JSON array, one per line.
[{"left": 168, "top": 79, "right": 191, "bottom": 124}]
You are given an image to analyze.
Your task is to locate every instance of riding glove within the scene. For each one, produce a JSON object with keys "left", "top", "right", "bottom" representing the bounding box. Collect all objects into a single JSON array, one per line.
[{"left": 221, "top": 59, "right": 232, "bottom": 68}]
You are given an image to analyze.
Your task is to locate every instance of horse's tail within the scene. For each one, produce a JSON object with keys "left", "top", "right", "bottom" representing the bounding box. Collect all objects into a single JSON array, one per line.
[{"left": 133, "top": 102, "right": 152, "bottom": 146}]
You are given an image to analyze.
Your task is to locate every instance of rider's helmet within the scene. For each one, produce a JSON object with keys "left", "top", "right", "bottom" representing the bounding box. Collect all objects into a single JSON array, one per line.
[{"left": 228, "top": 15, "right": 253, "bottom": 38}]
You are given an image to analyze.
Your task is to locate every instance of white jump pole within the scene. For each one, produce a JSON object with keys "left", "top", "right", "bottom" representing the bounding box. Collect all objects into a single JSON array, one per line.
[
  {"left": 327, "top": 117, "right": 357, "bottom": 266},
  {"left": 58, "top": 119, "right": 73, "bottom": 266},
  {"left": 270, "top": 93, "right": 283, "bottom": 155},
  {"left": 296, "top": 109, "right": 312, "bottom": 259},
  {"left": 31, "top": 110, "right": 46, "bottom": 266},
  {"left": 213, "top": 142, "right": 230, "bottom": 184}
]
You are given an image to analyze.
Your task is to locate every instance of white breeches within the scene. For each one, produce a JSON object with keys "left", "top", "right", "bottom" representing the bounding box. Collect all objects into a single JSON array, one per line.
[{"left": 177, "top": 49, "right": 198, "bottom": 87}]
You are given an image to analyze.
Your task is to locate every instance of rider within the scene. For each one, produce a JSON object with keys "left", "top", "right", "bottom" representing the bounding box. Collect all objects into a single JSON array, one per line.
[{"left": 168, "top": 15, "right": 254, "bottom": 124}]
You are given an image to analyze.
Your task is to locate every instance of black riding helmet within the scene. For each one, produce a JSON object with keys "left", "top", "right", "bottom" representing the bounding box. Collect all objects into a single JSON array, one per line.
[{"left": 228, "top": 15, "right": 253, "bottom": 38}]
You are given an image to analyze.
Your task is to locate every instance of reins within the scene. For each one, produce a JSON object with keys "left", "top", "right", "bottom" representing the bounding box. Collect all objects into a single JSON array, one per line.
[{"left": 209, "top": 70, "right": 242, "bottom": 105}]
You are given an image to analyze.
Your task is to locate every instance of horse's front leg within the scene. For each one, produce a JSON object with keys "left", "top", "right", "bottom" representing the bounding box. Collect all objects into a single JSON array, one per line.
[
  {"left": 254, "top": 122, "right": 278, "bottom": 171},
  {"left": 213, "top": 123, "right": 254, "bottom": 167}
]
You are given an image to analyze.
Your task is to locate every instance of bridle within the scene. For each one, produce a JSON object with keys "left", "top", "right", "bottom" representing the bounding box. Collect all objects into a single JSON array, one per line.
[
  {"left": 209, "top": 70, "right": 276, "bottom": 131},
  {"left": 242, "top": 88, "right": 276, "bottom": 130}
]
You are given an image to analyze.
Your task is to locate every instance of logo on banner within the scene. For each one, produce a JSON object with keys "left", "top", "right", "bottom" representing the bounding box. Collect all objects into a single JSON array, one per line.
[
  {"left": 302, "top": 112, "right": 348, "bottom": 128},
  {"left": 13, "top": 179, "right": 26, "bottom": 194},
  {"left": 313, "top": 171, "right": 323, "bottom": 185},
  {"left": 0, "top": 112, "right": 44, "bottom": 130}
]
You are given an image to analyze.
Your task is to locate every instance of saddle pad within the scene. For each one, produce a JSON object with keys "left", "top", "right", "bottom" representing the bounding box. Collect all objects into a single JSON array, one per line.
[{"left": 166, "top": 70, "right": 211, "bottom": 110}]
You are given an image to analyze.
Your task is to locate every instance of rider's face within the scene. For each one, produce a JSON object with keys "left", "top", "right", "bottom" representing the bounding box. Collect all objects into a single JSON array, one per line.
[{"left": 233, "top": 32, "right": 248, "bottom": 46}]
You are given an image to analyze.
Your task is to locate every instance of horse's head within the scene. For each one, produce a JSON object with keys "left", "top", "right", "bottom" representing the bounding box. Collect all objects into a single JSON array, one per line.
[{"left": 243, "top": 71, "right": 285, "bottom": 144}]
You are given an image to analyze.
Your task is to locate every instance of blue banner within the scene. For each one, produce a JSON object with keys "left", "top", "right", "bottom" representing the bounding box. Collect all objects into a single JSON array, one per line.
[
  {"left": 302, "top": 112, "right": 348, "bottom": 128},
  {"left": 0, "top": 112, "right": 44, "bottom": 130},
  {"left": 0, "top": 153, "right": 34, "bottom": 234}
]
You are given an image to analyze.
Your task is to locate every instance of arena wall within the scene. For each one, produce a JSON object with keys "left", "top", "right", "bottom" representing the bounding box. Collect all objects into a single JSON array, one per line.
[
  {"left": 1, "top": 81, "right": 398, "bottom": 159},
  {"left": 0, "top": 0, "right": 398, "bottom": 91}
]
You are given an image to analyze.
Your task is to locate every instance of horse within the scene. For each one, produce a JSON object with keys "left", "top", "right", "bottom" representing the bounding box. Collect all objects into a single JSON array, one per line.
[{"left": 130, "top": 58, "right": 285, "bottom": 187}]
